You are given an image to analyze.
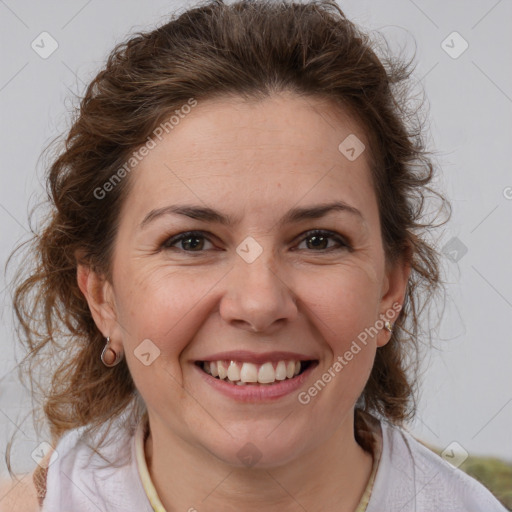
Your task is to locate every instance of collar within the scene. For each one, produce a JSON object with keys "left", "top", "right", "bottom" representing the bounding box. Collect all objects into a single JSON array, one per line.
[{"left": 134, "top": 411, "right": 383, "bottom": 512}]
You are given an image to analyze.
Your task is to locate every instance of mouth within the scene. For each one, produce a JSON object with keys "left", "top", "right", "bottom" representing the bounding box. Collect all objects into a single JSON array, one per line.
[
  {"left": 194, "top": 359, "right": 317, "bottom": 386},
  {"left": 194, "top": 358, "right": 319, "bottom": 402},
  {"left": 192, "top": 350, "right": 320, "bottom": 401}
]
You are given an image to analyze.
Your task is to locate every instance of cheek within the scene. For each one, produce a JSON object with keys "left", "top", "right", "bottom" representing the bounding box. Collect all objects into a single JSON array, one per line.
[
  {"left": 296, "top": 262, "right": 383, "bottom": 347},
  {"left": 114, "top": 265, "right": 217, "bottom": 359},
  {"left": 294, "top": 263, "right": 381, "bottom": 403},
  {"left": 114, "top": 268, "right": 217, "bottom": 411}
]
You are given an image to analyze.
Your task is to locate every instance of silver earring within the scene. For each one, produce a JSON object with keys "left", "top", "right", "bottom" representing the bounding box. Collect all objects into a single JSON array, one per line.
[
  {"left": 384, "top": 321, "right": 393, "bottom": 333},
  {"left": 101, "top": 337, "right": 123, "bottom": 367}
]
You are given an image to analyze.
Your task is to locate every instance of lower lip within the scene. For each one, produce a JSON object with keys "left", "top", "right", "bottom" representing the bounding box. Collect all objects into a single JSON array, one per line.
[{"left": 194, "top": 362, "right": 318, "bottom": 402}]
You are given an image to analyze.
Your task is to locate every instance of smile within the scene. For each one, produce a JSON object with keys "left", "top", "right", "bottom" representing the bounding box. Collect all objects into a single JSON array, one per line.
[
  {"left": 194, "top": 357, "right": 319, "bottom": 402},
  {"left": 196, "top": 359, "right": 317, "bottom": 385}
]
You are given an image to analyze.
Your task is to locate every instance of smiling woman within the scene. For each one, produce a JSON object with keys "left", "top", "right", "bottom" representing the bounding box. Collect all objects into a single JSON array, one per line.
[{"left": 5, "top": 1, "right": 507, "bottom": 511}]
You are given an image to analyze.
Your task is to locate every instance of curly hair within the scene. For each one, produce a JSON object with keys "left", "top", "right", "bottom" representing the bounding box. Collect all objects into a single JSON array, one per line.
[{"left": 7, "top": 0, "right": 448, "bottom": 468}]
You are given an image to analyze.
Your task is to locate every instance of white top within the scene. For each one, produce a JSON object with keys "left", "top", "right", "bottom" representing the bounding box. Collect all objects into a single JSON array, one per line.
[{"left": 40, "top": 413, "right": 507, "bottom": 512}]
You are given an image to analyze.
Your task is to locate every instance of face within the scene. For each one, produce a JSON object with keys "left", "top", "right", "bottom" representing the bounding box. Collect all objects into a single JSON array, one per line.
[{"left": 82, "top": 92, "right": 408, "bottom": 468}]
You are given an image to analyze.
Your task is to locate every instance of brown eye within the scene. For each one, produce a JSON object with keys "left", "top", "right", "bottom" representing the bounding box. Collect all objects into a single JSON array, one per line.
[
  {"left": 295, "top": 230, "right": 350, "bottom": 252},
  {"left": 162, "top": 231, "right": 214, "bottom": 252}
]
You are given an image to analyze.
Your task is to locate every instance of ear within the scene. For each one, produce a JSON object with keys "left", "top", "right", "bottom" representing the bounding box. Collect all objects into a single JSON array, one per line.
[
  {"left": 376, "top": 250, "right": 411, "bottom": 348},
  {"left": 76, "top": 254, "right": 124, "bottom": 353}
]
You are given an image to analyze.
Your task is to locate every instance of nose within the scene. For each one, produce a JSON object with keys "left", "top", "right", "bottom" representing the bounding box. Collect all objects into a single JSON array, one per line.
[{"left": 219, "top": 248, "right": 298, "bottom": 334}]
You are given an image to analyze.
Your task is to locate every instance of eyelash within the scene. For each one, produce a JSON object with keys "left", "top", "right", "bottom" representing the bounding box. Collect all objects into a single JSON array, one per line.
[{"left": 161, "top": 229, "right": 352, "bottom": 254}]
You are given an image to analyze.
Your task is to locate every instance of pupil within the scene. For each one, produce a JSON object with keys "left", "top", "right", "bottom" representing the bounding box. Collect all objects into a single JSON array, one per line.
[
  {"left": 184, "top": 236, "right": 202, "bottom": 250},
  {"left": 308, "top": 235, "right": 326, "bottom": 250}
]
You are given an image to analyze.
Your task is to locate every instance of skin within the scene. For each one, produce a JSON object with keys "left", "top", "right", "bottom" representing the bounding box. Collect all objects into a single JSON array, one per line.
[
  {"left": 78, "top": 92, "right": 410, "bottom": 512},
  {"left": 0, "top": 476, "right": 39, "bottom": 512}
]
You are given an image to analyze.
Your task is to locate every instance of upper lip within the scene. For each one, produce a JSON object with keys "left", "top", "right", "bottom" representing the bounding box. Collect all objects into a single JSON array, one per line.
[{"left": 195, "top": 350, "right": 318, "bottom": 364}]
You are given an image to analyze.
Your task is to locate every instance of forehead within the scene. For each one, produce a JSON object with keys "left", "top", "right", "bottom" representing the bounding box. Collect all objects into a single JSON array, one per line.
[{"left": 121, "top": 93, "right": 377, "bottom": 224}]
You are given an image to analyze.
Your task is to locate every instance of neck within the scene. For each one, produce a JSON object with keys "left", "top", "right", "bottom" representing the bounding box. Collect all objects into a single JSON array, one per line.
[{"left": 144, "top": 410, "right": 374, "bottom": 512}]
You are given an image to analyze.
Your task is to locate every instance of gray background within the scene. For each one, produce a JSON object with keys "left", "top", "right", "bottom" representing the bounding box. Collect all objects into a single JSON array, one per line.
[{"left": 1, "top": 0, "right": 511, "bottom": 477}]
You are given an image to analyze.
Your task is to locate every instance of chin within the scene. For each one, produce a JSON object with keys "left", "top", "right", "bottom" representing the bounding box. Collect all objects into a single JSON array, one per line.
[{"left": 204, "top": 428, "right": 309, "bottom": 470}]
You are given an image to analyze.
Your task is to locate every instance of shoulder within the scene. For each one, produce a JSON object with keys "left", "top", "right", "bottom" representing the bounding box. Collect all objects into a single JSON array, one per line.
[
  {"left": 0, "top": 474, "right": 40, "bottom": 512},
  {"left": 367, "top": 420, "right": 507, "bottom": 512},
  {"left": 42, "top": 418, "right": 150, "bottom": 511},
  {"left": 46, "top": 419, "right": 136, "bottom": 474},
  {"left": 0, "top": 429, "right": 90, "bottom": 512}
]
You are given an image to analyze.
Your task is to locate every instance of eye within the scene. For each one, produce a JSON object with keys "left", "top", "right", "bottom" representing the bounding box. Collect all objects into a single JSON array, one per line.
[
  {"left": 295, "top": 229, "right": 351, "bottom": 252},
  {"left": 162, "top": 231, "right": 215, "bottom": 252},
  {"left": 161, "top": 229, "right": 351, "bottom": 254}
]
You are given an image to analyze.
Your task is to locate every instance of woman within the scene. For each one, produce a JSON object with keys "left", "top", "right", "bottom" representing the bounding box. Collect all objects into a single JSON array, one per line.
[{"left": 5, "top": 1, "right": 507, "bottom": 511}]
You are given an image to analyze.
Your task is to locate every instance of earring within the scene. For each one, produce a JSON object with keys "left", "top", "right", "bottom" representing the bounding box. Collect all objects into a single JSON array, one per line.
[
  {"left": 101, "top": 337, "right": 123, "bottom": 367},
  {"left": 384, "top": 321, "right": 393, "bottom": 334}
]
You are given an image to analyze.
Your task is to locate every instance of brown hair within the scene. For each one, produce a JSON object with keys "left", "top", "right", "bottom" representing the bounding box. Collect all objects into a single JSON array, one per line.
[{"left": 7, "top": 0, "right": 448, "bottom": 468}]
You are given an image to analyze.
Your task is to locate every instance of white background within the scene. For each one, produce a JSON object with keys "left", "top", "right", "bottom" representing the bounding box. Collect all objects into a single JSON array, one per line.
[{"left": 1, "top": 0, "right": 511, "bottom": 477}]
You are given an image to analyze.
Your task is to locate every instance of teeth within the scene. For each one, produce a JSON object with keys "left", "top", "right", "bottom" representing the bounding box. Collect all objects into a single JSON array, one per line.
[
  {"left": 217, "top": 362, "right": 227, "bottom": 380},
  {"left": 209, "top": 361, "right": 219, "bottom": 377},
  {"left": 258, "top": 362, "right": 276, "bottom": 383},
  {"left": 275, "top": 361, "right": 287, "bottom": 380},
  {"left": 227, "top": 361, "right": 241, "bottom": 381},
  {"left": 240, "top": 362, "right": 259, "bottom": 383},
  {"left": 286, "top": 361, "right": 295, "bottom": 379},
  {"left": 201, "top": 359, "right": 309, "bottom": 384}
]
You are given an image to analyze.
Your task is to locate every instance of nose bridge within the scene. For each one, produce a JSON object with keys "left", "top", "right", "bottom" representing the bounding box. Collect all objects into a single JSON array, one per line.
[
  {"left": 238, "top": 245, "right": 279, "bottom": 292},
  {"left": 220, "top": 236, "right": 297, "bottom": 332},
  {"left": 234, "top": 236, "right": 284, "bottom": 301}
]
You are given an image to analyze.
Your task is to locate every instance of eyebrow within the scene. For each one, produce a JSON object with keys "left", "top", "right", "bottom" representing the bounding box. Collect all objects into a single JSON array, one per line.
[{"left": 139, "top": 200, "right": 363, "bottom": 230}]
